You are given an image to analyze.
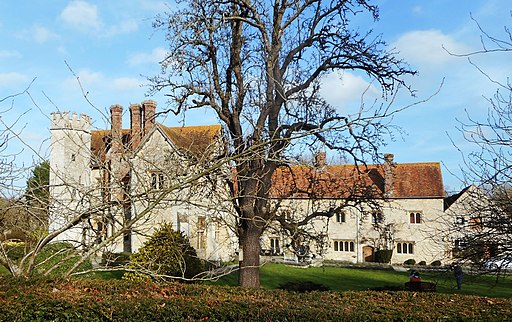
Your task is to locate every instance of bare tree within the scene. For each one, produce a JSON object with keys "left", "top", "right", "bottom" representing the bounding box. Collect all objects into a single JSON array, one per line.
[
  {"left": 445, "top": 14, "right": 512, "bottom": 269},
  {"left": 150, "top": 0, "right": 415, "bottom": 287},
  {"left": 0, "top": 80, "right": 236, "bottom": 280}
]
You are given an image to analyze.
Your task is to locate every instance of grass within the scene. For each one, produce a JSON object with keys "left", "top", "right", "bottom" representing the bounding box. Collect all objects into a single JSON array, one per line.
[
  {"left": 212, "top": 263, "right": 512, "bottom": 298},
  {"left": 0, "top": 242, "right": 92, "bottom": 277},
  {"left": 3, "top": 253, "right": 511, "bottom": 299}
]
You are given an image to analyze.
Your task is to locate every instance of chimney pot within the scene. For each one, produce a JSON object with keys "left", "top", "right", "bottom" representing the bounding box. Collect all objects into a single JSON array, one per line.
[
  {"left": 142, "top": 100, "right": 157, "bottom": 135},
  {"left": 129, "top": 103, "right": 142, "bottom": 149},
  {"left": 110, "top": 104, "right": 123, "bottom": 153},
  {"left": 383, "top": 153, "right": 395, "bottom": 197}
]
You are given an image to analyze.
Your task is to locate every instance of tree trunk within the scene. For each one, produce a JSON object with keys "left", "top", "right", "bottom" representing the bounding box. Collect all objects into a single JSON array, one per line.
[{"left": 239, "top": 220, "right": 262, "bottom": 288}]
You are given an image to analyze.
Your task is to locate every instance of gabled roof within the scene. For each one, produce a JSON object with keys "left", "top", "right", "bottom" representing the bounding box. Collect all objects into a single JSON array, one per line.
[
  {"left": 444, "top": 185, "right": 482, "bottom": 211},
  {"left": 159, "top": 124, "right": 222, "bottom": 155},
  {"left": 269, "top": 162, "right": 444, "bottom": 199},
  {"left": 90, "top": 124, "right": 222, "bottom": 165}
]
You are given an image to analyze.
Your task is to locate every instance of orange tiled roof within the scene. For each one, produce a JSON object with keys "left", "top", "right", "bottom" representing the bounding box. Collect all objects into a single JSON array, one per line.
[
  {"left": 159, "top": 124, "right": 222, "bottom": 155},
  {"left": 269, "top": 162, "right": 444, "bottom": 199},
  {"left": 90, "top": 125, "right": 222, "bottom": 164}
]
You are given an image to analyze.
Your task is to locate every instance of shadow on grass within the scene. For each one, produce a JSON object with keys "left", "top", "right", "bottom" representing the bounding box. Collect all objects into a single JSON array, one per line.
[{"left": 211, "top": 263, "right": 512, "bottom": 298}]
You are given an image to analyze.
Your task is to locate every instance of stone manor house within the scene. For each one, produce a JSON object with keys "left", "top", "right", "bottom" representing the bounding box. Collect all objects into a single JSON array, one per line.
[{"left": 49, "top": 100, "right": 461, "bottom": 265}]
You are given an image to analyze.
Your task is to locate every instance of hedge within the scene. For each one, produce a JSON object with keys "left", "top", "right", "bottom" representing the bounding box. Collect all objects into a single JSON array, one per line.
[{"left": 0, "top": 279, "right": 511, "bottom": 321}]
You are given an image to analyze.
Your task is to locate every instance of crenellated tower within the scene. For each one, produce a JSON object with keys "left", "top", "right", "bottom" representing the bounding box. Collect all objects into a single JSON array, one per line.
[{"left": 49, "top": 112, "right": 92, "bottom": 244}]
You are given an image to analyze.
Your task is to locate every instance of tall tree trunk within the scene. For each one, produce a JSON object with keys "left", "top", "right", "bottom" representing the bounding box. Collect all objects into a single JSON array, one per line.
[{"left": 239, "top": 219, "right": 262, "bottom": 288}]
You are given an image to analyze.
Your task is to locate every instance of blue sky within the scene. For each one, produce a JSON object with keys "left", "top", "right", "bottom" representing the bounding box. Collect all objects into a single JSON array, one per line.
[{"left": 0, "top": 0, "right": 510, "bottom": 193}]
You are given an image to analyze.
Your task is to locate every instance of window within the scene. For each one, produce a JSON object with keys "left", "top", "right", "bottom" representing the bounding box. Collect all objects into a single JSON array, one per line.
[
  {"left": 454, "top": 239, "right": 467, "bottom": 249},
  {"left": 197, "top": 231, "right": 205, "bottom": 249},
  {"left": 372, "top": 212, "right": 383, "bottom": 224},
  {"left": 455, "top": 217, "right": 465, "bottom": 225},
  {"left": 150, "top": 172, "right": 166, "bottom": 190},
  {"left": 333, "top": 240, "right": 355, "bottom": 252},
  {"left": 409, "top": 212, "right": 422, "bottom": 224},
  {"left": 336, "top": 212, "right": 346, "bottom": 223},
  {"left": 197, "top": 217, "right": 206, "bottom": 230},
  {"left": 196, "top": 217, "right": 206, "bottom": 250},
  {"left": 270, "top": 238, "right": 280, "bottom": 255},
  {"left": 214, "top": 221, "right": 220, "bottom": 240},
  {"left": 396, "top": 242, "right": 414, "bottom": 254}
]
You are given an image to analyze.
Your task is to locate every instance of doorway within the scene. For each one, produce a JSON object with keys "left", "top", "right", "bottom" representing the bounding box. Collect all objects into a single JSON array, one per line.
[{"left": 362, "top": 246, "right": 375, "bottom": 262}]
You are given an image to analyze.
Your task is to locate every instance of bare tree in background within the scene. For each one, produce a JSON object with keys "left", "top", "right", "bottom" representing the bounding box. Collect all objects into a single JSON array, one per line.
[
  {"left": 446, "top": 14, "right": 512, "bottom": 269},
  {"left": 150, "top": 0, "right": 416, "bottom": 287}
]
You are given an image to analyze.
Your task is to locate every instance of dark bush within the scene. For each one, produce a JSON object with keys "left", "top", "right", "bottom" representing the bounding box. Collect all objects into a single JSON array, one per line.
[
  {"left": 431, "top": 260, "right": 442, "bottom": 267},
  {"left": 278, "top": 281, "right": 330, "bottom": 292},
  {"left": 375, "top": 249, "right": 393, "bottom": 263},
  {"left": 404, "top": 259, "right": 416, "bottom": 265},
  {"left": 418, "top": 261, "right": 426, "bottom": 266}
]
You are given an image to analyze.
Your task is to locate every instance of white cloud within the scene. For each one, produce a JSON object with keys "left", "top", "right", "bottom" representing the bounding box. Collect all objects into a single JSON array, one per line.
[
  {"left": 111, "top": 77, "right": 142, "bottom": 91},
  {"left": 33, "top": 26, "right": 60, "bottom": 44},
  {"left": 62, "top": 69, "right": 144, "bottom": 99},
  {"left": 63, "top": 68, "right": 104, "bottom": 90},
  {"left": 15, "top": 25, "right": 59, "bottom": 44},
  {"left": 103, "top": 20, "right": 138, "bottom": 38},
  {"left": 128, "top": 47, "right": 167, "bottom": 65},
  {"left": 393, "top": 30, "right": 470, "bottom": 67},
  {"left": 60, "top": 1, "right": 102, "bottom": 32},
  {"left": 140, "top": 0, "right": 170, "bottom": 12},
  {"left": 320, "top": 71, "right": 380, "bottom": 111},
  {"left": 0, "top": 50, "right": 21, "bottom": 59},
  {"left": 0, "top": 72, "right": 29, "bottom": 87},
  {"left": 59, "top": 1, "right": 139, "bottom": 37},
  {"left": 412, "top": 6, "right": 423, "bottom": 15}
]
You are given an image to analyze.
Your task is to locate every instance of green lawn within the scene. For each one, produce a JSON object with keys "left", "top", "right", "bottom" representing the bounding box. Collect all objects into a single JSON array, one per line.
[
  {"left": 212, "top": 263, "right": 512, "bottom": 298},
  {"left": 3, "top": 259, "right": 511, "bottom": 298}
]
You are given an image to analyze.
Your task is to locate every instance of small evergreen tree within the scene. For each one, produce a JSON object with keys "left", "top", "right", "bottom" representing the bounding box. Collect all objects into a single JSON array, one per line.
[
  {"left": 124, "top": 223, "right": 204, "bottom": 281},
  {"left": 25, "top": 160, "right": 50, "bottom": 208}
]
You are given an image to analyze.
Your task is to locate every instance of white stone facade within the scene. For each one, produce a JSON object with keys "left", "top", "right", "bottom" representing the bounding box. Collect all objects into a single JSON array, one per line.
[
  {"left": 49, "top": 112, "right": 92, "bottom": 245},
  {"left": 49, "top": 102, "right": 454, "bottom": 266}
]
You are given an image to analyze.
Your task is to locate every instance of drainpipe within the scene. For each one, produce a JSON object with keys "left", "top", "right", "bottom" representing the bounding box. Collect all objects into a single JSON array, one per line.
[{"left": 356, "top": 212, "right": 360, "bottom": 263}]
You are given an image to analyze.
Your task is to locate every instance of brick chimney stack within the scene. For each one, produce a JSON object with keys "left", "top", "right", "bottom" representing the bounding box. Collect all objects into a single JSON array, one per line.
[
  {"left": 383, "top": 153, "right": 395, "bottom": 197},
  {"left": 129, "top": 103, "right": 142, "bottom": 149},
  {"left": 314, "top": 152, "right": 327, "bottom": 167},
  {"left": 110, "top": 104, "right": 123, "bottom": 153},
  {"left": 142, "top": 100, "right": 157, "bottom": 135}
]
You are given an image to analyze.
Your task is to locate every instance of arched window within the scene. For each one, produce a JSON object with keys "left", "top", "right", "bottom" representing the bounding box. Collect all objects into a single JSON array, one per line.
[
  {"left": 336, "top": 212, "right": 346, "bottom": 223},
  {"left": 409, "top": 212, "right": 422, "bottom": 224}
]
